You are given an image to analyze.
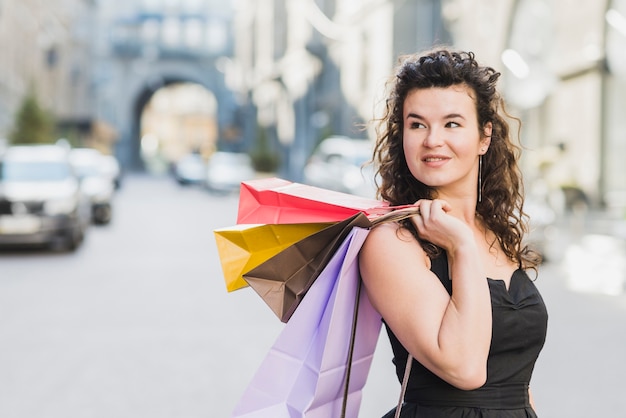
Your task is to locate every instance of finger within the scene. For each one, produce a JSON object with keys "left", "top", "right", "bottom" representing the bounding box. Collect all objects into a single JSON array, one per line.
[
  {"left": 410, "top": 201, "right": 427, "bottom": 228},
  {"left": 414, "top": 202, "right": 422, "bottom": 216},
  {"left": 416, "top": 200, "right": 431, "bottom": 222},
  {"left": 410, "top": 211, "right": 424, "bottom": 233},
  {"left": 435, "top": 199, "right": 452, "bottom": 213}
]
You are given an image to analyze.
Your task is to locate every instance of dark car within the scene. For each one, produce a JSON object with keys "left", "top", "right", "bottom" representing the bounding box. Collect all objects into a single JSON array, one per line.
[{"left": 0, "top": 145, "right": 91, "bottom": 251}]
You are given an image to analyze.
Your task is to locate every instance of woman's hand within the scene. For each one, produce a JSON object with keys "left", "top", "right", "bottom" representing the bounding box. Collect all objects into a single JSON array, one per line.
[{"left": 410, "top": 199, "right": 474, "bottom": 252}]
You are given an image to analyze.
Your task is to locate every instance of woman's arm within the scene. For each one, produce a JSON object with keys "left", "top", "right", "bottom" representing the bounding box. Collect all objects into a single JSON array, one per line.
[{"left": 359, "top": 202, "right": 492, "bottom": 390}]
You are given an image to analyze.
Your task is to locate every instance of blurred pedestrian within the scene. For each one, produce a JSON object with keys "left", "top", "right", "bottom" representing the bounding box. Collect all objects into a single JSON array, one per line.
[{"left": 359, "top": 48, "right": 548, "bottom": 417}]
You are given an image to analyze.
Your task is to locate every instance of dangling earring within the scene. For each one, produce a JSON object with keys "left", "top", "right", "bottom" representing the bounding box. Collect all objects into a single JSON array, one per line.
[{"left": 478, "top": 154, "right": 483, "bottom": 203}]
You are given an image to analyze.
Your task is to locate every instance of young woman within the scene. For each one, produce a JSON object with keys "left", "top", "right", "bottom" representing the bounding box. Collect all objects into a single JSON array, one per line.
[{"left": 359, "top": 49, "right": 548, "bottom": 417}]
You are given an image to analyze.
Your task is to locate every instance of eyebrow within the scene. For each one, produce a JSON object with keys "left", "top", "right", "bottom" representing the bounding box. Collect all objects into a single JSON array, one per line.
[{"left": 405, "top": 112, "right": 466, "bottom": 120}]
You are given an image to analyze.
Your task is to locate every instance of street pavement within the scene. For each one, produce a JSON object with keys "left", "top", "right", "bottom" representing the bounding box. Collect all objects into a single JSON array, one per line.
[{"left": 0, "top": 174, "right": 624, "bottom": 417}]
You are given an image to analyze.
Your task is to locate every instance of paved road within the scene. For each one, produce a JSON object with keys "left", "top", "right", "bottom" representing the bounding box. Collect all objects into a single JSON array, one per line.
[{"left": 0, "top": 174, "right": 624, "bottom": 417}]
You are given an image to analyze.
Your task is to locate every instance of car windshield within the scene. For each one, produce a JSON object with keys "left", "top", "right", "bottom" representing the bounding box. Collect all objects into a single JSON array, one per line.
[
  {"left": 0, "top": 161, "right": 72, "bottom": 181},
  {"left": 72, "top": 162, "right": 101, "bottom": 178},
  {"left": 211, "top": 153, "right": 251, "bottom": 165},
  {"left": 346, "top": 152, "right": 370, "bottom": 166}
]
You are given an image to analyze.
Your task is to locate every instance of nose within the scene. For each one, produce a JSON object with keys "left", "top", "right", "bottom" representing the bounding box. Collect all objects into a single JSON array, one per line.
[{"left": 423, "top": 126, "right": 444, "bottom": 148}]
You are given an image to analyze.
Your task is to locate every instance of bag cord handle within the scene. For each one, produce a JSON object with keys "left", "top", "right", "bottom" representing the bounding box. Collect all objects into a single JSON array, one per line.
[
  {"left": 369, "top": 206, "right": 421, "bottom": 227},
  {"left": 341, "top": 279, "right": 414, "bottom": 418},
  {"left": 341, "top": 278, "right": 362, "bottom": 417},
  {"left": 394, "top": 354, "right": 413, "bottom": 418}
]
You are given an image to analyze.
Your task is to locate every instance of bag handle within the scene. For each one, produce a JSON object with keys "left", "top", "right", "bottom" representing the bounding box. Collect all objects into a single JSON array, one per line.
[
  {"left": 369, "top": 206, "right": 421, "bottom": 227},
  {"left": 394, "top": 354, "right": 413, "bottom": 418},
  {"left": 341, "top": 279, "right": 362, "bottom": 417},
  {"left": 365, "top": 204, "right": 419, "bottom": 216}
]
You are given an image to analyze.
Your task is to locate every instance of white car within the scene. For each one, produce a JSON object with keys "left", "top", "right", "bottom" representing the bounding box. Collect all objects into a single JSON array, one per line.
[
  {"left": 69, "top": 148, "right": 115, "bottom": 225},
  {"left": 101, "top": 154, "right": 122, "bottom": 190},
  {"left": 303, "top": 136, "right": 377, "bottom": 198},
  {"left": 173, "top": 152, "right": 206, "bottom": 186},
  {"left": 205, "top": 152, "right": 256, "bottom": 193},
  {"left": 0, "top": 145, "right": 91, "bottom": 251}
]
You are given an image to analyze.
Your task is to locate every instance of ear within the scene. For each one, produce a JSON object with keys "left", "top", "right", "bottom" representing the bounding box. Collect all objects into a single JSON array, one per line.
[{"left": 480, "top": 122, "right": 492, "bottom": 155}]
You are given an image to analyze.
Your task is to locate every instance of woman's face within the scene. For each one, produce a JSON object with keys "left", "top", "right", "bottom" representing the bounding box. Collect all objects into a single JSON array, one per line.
[{"left": 402, "top": 85, "right": 491, "bottom": 198}]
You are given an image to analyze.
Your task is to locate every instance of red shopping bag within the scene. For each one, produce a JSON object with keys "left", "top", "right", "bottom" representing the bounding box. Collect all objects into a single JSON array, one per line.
[{"left": 236, "top": 177, "right": 388, "bottom": 224}]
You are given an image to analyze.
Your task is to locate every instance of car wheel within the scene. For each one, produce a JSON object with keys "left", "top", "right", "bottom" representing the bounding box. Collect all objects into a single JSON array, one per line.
[
  {"left": 93, "top": 205, "right": 112, "bottom": 225},
  {"left": 50, "top": 227, "right": 83, "bottom": 252}
]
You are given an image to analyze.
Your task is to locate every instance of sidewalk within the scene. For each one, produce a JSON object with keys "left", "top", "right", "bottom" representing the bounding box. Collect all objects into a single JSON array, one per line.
[
  {"left": 544, "top": 209, "right": 626, "bottom": 296},
  {"left": 542, "top": 209, "right": 626, "bottom": 263}
]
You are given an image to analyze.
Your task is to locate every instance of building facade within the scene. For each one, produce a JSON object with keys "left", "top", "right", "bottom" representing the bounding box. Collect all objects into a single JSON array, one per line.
[
  {"left": 230, "top": 0, "right": 452, "bottom": 181},
  {"left": 3, "top": 0, "right": 625, "bottom": 213},
  {"left": 90, "top": 0, "right": 238, "bottom": 168},
  {"left": 0, "top": 0, "right": 97, "bottom": 145}
]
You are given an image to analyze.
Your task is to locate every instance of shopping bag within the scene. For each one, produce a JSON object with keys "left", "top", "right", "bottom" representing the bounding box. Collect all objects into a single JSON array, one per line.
[
  {"left": 237, "top": 177, "right": 388, "bottom": 224},
  {"left": 214, "top": 222, "right": 331, "bottom": 292},
  {"left": 243, "top": 212, "right": 371, "bottom": 322},
  {"left": 232, "top": 227, "right": 382, "bottom": 418}
]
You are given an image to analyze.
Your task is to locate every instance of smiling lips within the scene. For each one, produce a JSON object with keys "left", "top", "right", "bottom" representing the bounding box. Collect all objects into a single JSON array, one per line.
[{"left": 422, "top": 155, "right": 450, "bottom": 165}]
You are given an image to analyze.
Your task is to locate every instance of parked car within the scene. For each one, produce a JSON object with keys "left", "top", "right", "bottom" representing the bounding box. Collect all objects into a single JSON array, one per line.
[
  {"left": 303, "top": 136, "right": 377, "bottom": 198},
  {"left": 173, "top": 152, "right": 206, "bottom": 186},
  {"left": 69, "top": 148, "right": 115, "bottom": 225},
  {"left": 101, "top": 154, "right": 122, "bottom": 190},
  {"left": 524, "top": 194, "right": 558, "bottom": 262},
  {"left": 205, "top": 152, "right": 256, "bottom": 193},
  {"left": 0, "top": 144, "right": 91, "bottom": 251}
]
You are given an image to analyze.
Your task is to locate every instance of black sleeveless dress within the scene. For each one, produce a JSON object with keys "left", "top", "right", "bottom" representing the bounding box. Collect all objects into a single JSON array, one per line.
[{"left": 382, "top": 252, "right": 548, "bottom": 417}]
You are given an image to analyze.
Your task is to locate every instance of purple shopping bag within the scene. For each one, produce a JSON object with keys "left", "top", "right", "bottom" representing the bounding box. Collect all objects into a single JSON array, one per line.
[{"left": 232, "top": 227, "right": 382, "bottom": 417}]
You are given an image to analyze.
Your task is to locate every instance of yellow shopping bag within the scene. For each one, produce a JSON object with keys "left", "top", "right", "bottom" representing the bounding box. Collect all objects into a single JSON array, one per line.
[{"left": 214, "top": 222, "right": 331, "bottom": 292}]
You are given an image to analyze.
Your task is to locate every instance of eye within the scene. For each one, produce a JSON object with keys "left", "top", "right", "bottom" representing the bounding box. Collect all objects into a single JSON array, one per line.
[
  {"left": 409, "top": 121, "right": 426, "bottom": 129},
  {"left": 445, "top": 121, "right": 460, "bottom": 128}
]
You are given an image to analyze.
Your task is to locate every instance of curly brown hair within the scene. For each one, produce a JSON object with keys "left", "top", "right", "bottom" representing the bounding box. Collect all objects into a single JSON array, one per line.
[{"left": 372, "top": 48, "right": 540, "bottom": 269}]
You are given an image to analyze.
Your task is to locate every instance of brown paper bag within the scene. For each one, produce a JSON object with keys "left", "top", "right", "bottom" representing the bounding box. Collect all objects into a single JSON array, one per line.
[{"left": 243, "top": 212, "right": 372, "bottom": 322}]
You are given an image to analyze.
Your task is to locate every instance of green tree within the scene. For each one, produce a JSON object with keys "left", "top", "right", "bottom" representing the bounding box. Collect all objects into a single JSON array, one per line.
[
  {"left": 9, "top": 90, "right": 55, "bottom": 144},
  {"left": 250, "top": 126, "right": 280, "bottom": 173}
]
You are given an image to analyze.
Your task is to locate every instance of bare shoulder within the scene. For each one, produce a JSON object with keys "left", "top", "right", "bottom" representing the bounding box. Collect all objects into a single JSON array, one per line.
[
  {"left": 361, "top": 221, "right": 416, "bottom": 257},
  {"left": 358, "top": 220, "right": 443, "bottom": 324},
  {"left": 359, "top": 221, "right": 429, "bottom": 282}
]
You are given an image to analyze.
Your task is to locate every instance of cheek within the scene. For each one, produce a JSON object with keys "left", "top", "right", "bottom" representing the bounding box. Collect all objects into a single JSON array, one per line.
[
  {"left": 401, "top": 137, "right": 413, "bottom": 163},
  {"left": 402, "top": 137, "right": 421, "bottom": 172},
  {"left": 402, "top": 132, "right": 421, "bottom": 158}
]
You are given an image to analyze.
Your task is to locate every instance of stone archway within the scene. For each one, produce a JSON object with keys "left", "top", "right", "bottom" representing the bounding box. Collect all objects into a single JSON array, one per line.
[
  {"left": 108, "top": 58, "right": 239, "bottom": 171},
  {"left": 138, "top": 82, "right": 218, "bottom": 174}
]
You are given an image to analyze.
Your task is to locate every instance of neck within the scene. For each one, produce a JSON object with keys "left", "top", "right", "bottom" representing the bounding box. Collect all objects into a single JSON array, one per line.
[{"left": 432, "top": 190, "right": 480, "bottom": 226}]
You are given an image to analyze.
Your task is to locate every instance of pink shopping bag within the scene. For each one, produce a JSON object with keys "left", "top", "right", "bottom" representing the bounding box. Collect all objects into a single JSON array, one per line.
[{"left": 237, "top": 177, "right": 388, "bottom": 224}]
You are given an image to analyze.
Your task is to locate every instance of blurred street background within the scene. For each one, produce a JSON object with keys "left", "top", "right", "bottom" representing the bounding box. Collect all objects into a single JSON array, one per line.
[{"left": 2, "top": 0, "right": 626, "bottom": 417}]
